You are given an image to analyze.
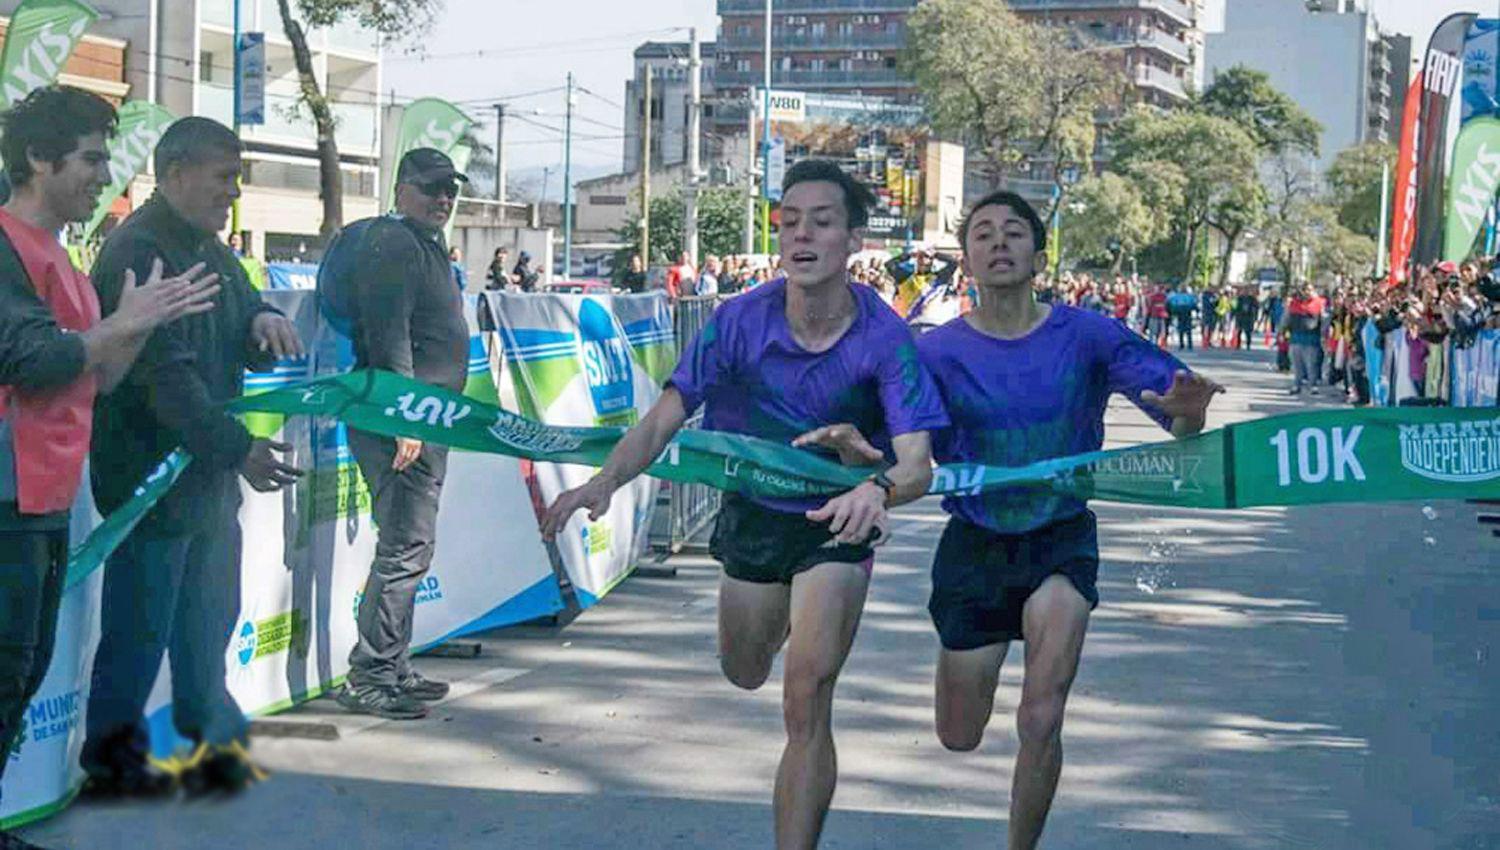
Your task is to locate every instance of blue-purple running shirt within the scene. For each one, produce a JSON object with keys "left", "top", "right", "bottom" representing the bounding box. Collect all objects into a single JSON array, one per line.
[
  {"left": 669, "top": 278, "right": 949, "bottom": 513},
  {"left": 916, "top": 305, "right": 1187, "bottom": 534}
]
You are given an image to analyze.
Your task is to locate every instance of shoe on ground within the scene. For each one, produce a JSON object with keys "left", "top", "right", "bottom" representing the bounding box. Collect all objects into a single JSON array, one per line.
[
  {"left": 336, "top": 684, "right": 428, "bottom": 720},
  {"left": 178, "top": 741, "right": 268, "bottom": 797},
  {"left": 1309, "top": 386, "right": 1320, "bottom": 396},
  {"left": 1, "top": 828, "right": 52, "bottom": 850},
  {"left": 80, "top": 730, "right": 176, "bottom": 799},
  {"left": 1288, "top": 387, "right": 1302, "bottom": 396},
  {"left": 399, "top": 671, "right": 450, "bottom": 702}
]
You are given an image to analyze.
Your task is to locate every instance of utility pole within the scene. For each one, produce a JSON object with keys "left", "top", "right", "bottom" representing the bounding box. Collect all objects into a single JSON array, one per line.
[
  {"left": 684, "top": 28, "right": 702, "bottom": 266},
  {"left": 1375, "top": 158, "right": 1390, "bottom": 278},
  {"left": 744, "top": 93, "right": 755, "bottom": 254},
  {"left": 640, "top": 65, "right": 652, "bottom": 267},
  {"left": 760, "top": 0, "right": 773, "bottom": 255},
  {"left": 563, "top": 72, "right": 575, "bottom": 279},
  {"left": 494, "top": 103, "right": 507, "bottom": 202}
]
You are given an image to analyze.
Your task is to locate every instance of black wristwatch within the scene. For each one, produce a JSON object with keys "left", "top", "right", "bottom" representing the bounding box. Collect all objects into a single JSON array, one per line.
[{"left": 867, "top": 471, "right": 896, "bottom": 503}]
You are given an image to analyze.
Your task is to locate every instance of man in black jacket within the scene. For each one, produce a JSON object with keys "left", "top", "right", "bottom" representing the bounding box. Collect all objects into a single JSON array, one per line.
[
  {"left": 84, "top": 117, "right": 304, "bottom": 796},
  {"left": 334, "top": 148, "right": 469, "bottom": 720}
]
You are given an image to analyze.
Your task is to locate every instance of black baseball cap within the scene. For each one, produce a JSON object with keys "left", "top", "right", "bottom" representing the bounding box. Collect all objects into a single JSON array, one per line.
[{"left": 397, "top": 147, "right": 469, "bottom": 186}]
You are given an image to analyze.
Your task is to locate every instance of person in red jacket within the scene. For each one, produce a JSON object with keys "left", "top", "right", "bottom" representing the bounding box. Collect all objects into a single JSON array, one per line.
[
  {"left": 664, "top": 251, "right": 696, "bottom": 300},
  {"left": 0, "top": 87, "right": 218, "bottom": 848}
]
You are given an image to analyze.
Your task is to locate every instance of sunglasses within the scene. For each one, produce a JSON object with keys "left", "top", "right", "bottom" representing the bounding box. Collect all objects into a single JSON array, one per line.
[{"left": 413, "top": 179, "right": 460, "bottom": 198}]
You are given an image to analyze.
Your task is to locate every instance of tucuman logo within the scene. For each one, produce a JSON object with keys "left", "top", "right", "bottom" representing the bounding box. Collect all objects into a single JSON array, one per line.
[{"left": 1398, "top": 419, "right": 1500, "bottom": 483}]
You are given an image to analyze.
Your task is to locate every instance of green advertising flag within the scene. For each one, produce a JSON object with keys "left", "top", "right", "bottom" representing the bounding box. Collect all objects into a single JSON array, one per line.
[
  {"left": 84, "top": 101, "right": 176, "bottom": 236},
  {"left": 1443, "top": 117, "right": 1500, "bottom": 261},
  {"left": 0, "top": 0, "right": 98, "bottom": 110},
  {"left": 387, "top": 97, "right": 473, "bottom": 208}
]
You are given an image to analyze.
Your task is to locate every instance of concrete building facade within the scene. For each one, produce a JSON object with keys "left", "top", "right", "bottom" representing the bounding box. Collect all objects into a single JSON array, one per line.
[
  {"left": 1206, "top": 0, "right": 1411, "bottom": 171},
  {"left": 16, "top": 0, "right": 384, "bottom": 261},
  {"left": 1009, "top": 0, "right": 1203, "bottom": 106}
]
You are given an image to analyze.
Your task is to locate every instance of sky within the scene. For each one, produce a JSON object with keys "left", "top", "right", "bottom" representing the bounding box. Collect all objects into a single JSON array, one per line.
[
  {"left": 385, "top": 0, "right": 1499, "bottom": 198},
  {"left": 383, "top": 0, "right": 719, "bottom": 198}
]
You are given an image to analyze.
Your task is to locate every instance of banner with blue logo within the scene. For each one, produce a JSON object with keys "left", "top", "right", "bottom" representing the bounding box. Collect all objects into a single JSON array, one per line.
[
  {"left": 1362, "top": 322, "right": 1389, "bottom": 407},
  {"left": 485, "top": 291, "right": 674, "bottom": 608},
  {"left": 265, "top": 261, "right": 319, "bottom": 290},
  {"left": 1451, "top": 329, "right": 1500, "bottom": 406},
  {"left": 2, "top": 293, "right": 561, "bottom": 829}
]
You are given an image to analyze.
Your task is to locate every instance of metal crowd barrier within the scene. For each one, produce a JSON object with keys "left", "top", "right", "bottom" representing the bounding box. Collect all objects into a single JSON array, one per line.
[{"left": 650, "top": 296, "right": 723, "bottom": 556}]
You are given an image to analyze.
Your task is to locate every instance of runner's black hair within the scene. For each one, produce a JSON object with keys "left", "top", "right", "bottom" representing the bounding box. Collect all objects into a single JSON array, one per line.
[
  {"left": 781, "top": 159, "right": 875, "bottom": 229},
  {"left": 154, "top": 117, "right": 243, "bottom": 178},
  {"left": 959, "top": 190, "right": 1047, "bottom": 253}
]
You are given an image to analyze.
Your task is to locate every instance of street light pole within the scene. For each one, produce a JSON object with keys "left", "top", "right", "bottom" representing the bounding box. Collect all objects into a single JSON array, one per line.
[
  {"left": 684, "top": 27, "right": 702, "bottom": 266},
  {"left": 641, "top": 66, "right": 652, "bottom": 267},
  {"left": 760, "top": 0, "right": 772, "bottom": 255},
  {"left": 231, "top": 0, "right": 241, "bottom": 236},
  {"left": 563, "top": 72, "right": 575, "bottom": 278}
]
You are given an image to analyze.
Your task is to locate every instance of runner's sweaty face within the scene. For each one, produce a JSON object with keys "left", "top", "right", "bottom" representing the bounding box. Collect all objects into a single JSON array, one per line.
[
  {"left": 779, "top": 180, "right": 861, "bottom": 290},
  {"left": 962, "top": 204, "right": 1043, "bottom": 292},
  {"left": 39, "top": 131, "right": 110, "bottom": 225}
]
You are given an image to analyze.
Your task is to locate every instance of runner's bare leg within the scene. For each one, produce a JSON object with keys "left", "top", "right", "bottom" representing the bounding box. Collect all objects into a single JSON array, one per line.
[
  {"left": 772, "top": 561, "right": 870, "bottom": 850},
  {"left": 1009, "top": 574, "right": 1090, "bottom": 850},
  {"left": 934, "top": 641, "right": 1010, "bottom": 752},
  {"left": 718, "top": 573, "right": 792, "bottom": 689}
]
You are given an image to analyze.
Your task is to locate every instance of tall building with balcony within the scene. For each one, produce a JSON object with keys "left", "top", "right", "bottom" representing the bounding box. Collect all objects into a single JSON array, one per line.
[
  {"left": 623, "top": 41, "right": 719, "bottom": 176},
  {"left": 1206, "top": 0, "right": 1410, "bottom": 171},
  {"left": 50, "top": 0, "right": 382, "bottom": 261},
  {"left": 713, "top": 0, "right": 920, "bottom": 108},
  {"left": 1007, "top": 0, "right": 1203, "bottom": 107}
]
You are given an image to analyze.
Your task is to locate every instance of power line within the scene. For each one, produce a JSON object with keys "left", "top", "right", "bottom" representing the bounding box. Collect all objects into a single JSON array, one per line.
[
  {"left": 576, "top": 85, "right": 624, "bottom": 111},
  {"left": 385, "top": 27, "right": 684, "bottom": 63}
]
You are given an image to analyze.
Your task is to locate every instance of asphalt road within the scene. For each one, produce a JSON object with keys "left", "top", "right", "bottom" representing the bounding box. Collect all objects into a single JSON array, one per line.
[{"left": 21, "top": 346, "right": 1499, "bottom": 850}]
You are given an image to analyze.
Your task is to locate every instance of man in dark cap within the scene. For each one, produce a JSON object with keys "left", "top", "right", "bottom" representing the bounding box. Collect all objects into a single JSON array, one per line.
[
  {"left": 328, "top": 148, "right": 469, "bottom": 719},
  {"left": 84, "top": 116, "right": 304, "bottom": 796}
]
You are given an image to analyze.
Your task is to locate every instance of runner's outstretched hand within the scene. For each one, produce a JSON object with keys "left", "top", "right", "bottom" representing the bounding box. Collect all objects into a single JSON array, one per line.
[
  {"left": 541, "top": 474, "right": 616, "bottom": 542},
  {"left": 792, "top": 423, "right": 884, "bottom": 467},
  {"left": 1140, "top": 370, "right": 1225, "bottom": 437}
]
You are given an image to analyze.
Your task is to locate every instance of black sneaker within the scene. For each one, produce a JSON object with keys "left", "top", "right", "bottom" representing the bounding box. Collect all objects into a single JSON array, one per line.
[
  {"left": 178, "top": 741, "right": 268, "bottom": 797},
  {"left": 0, "top": 829, "right": 51, "bottom": 849},
  {"left": 80, "top": 730, "right": 175, "bottom": 799},
  {"left": 398, "top": 671, "right": 450, "bottom": 702},
  {"left": 336, "top": 684, "right": 428, "bottom": 720}
]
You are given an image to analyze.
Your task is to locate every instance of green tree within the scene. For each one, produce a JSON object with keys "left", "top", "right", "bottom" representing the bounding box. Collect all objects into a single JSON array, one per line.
[
  {"left": 1312, "top": 217, "right": 1379, "bottom": 281},
  {"left": 275, "top": 0, "right": 444, "bottom": 237},
  {"left": 1256, "top": 152, "right": 1328, "bottom": 286},
  {"left": 1198, "top": 66, "right": 1322, "bottom": 156},
  {"left": 613, "top": 187, "right": 763, "bottom": 281},
  {"left": 1111, "top": 107, "right": 1260, "bottom": 281},
  {"left": 902, "top": 0, "right": 1124, "bottom": 217},
  {"left": 1205, "top": 179, "right": 1266, "bottom": 287},
  {"left": 1060, "top": 172, "right": 1161, "bottom": 273},
  {"left": 1325, "top": 142, "right": 1397, "bottom": 240}
]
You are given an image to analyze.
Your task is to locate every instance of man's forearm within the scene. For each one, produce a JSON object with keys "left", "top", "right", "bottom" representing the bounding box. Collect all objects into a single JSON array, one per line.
[
  {"left": 883, "top": 460, "right": 933, "bottom": 507},
  {"left": 594, "top": 391, "right": 687, "bottom": 490}
]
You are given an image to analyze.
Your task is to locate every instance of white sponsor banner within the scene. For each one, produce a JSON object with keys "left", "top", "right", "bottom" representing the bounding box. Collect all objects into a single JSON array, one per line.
[
  {"left": 484, "top": 291, "right": 673, "bottom": 607},
  {"left": 3, "top": 293, "right": 562, "bottom": 827}
]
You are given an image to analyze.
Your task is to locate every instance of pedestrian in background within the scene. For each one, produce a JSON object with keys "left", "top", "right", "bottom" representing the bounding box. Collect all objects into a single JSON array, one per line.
[
  {"left": 85, "top": 116, "right": 303, "bottom": 796},
  {"left": 485, "top": 247, "right": 511, "bottom": 290},
  {"left": 449, "top": 246, "right": 467, "bottom": 292}
]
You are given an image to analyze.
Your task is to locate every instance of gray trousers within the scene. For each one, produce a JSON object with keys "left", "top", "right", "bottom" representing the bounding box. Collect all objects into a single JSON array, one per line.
[
  {"left": 1292, "top": 342, "right": 1321, "bottom": 392},
  {"left": 347, "top": 429, "right": 449, "bottom": 689},
  {"left": 84, "top": 479, "right": 247, "bottom": 758}
]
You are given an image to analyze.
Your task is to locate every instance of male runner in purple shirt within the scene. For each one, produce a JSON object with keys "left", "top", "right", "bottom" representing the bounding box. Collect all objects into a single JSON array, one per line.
[
  {"left": 541, "top": 160, "right": 947, "bottom": 850},
  {"left": 805, "top": 191, "right": 1221, "bottom": 850}
]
